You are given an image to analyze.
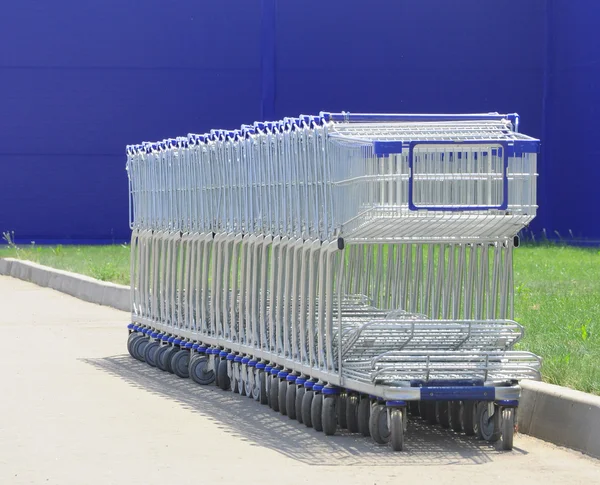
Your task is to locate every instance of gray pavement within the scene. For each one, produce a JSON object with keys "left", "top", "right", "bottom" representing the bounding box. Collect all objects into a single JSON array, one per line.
[{"left": 0, "top": 275, "right": 598, "bottom": 485}]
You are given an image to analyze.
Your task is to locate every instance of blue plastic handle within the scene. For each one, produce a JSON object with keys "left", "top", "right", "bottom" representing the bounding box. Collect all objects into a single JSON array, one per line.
[{"left": 407, "top": 140, "right": 511, "bottom": 212}]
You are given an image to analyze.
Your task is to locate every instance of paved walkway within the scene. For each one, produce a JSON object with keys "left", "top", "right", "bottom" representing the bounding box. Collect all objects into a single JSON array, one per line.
[{"left": 0, "top": 275, "right": 598, "bottom": 485}]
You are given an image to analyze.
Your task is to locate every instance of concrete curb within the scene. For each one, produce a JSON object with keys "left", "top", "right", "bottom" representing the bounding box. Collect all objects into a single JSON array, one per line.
[
  {"left": 518, "top": 380, "right": 600, "bottom": 458},
  {"left": 0, "top": 258, "right": 130, "bottom": 312},
  {"left": 1, "top": 257, "right": 599, "bottom": 458}
]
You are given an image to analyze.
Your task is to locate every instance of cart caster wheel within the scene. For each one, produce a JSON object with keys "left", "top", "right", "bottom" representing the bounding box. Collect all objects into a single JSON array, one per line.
[
  {"left": 127, "top": 333, "right": 142, "bottom": 358},
  {"left": 286, "top": 382, "right": 297, "bottom": 420},
  {"left": 323, "top": 396, "right": 337, "bottom": 436},
  {"left": 462, "top": 401, "right": 476, "bottom": 436},
  {"left": 217, "top": 359, "right": 230, "bottom": 391},
  {"left": 409, "top": 401, "right": 420, "bottom": 417},
  {"left": 171, "top": 350, "right": 190, "bottom": 378},
  {"left": 259, "top": 371, "right": 268, "bottom": 405},
  {"left": 311, "top": 393, "right": 323, "bottom": 432},
  {"left": 295, "top": 386, "right": 305, "bottom": 423},
  {"left": 390, "top": 408, "right": 405, "bottom": 451},
  {"left": 270, "top": 378, "right": 280, "bottom": 412},
  {"left": 155, "top": 345, "right": 169, "bottom": 372},
  {"left": 265, "top": 374, "right": 271, "bottom": 406},
  {"left": 278, "top": 380, "right": 288, "bottom": 416},
  {"left": 501, "top": 408, "right": 515, "bottom": 450},
  {"left": 244, "top": 371, "right": 253, "bottom": 399},
  {"left": 450, "top": 401, "right": 463, "bottom": 433},
  {"left": 214, "top": 358, "right": 221, "bottom": 388},
  {"left": 346, "top": 395, "right": 359, "bottom": 433},
  {"left": 357, "top": 397, "right": 371, "bottom": 437},
  {"left": 302, "top": 389, "right": 314, "bottom": 427},
  {"left": 238, "top": 368, "right": 245, "bottom": 396},
  {"left": 189, "top": 356, "right": 215, "bottom": 385},
  {"left": 252, "top": 370, "right": 261, "bottom": 401},
  {"left": 338, "top": 395, "right": 347, "bottom": 429},
  {"left": 232, "top": 367, "right": 240, "bottom": 394},
  {"left": 163, "top": 346, "right": 178, "bottom": 373},
  {"left": 369, "top": 404, "right": 390, "bottom": 445},
  {"left": 132, "top": 337, "right": 149, "bottom": 362},
  {"left": 424, "top": 401, "right": 438, "bottom": 425},
  {"left": 437, "top": 401, "right": 450, "bottom": 428},
  {"left": 144, "top": 341, "right": 160, "bottom": 367},
  {"left": 476, "top": 402, "right": 501, "bottom": 442}
]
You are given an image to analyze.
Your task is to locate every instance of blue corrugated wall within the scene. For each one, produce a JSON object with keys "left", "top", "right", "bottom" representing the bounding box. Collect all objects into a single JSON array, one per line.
[{"left": 0, "top": 0, "right": 596, "bottom": 243}]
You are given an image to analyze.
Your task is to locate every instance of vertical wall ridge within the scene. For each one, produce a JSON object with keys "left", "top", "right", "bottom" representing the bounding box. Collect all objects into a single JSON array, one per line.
[{"left": 260, "top": 0, "right": 276, "bottom": 121}]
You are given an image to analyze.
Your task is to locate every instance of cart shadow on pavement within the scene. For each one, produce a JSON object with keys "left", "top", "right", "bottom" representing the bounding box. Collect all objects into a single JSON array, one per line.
[{"left": 81, "top": 354, "right": 528, "bottom": 467}]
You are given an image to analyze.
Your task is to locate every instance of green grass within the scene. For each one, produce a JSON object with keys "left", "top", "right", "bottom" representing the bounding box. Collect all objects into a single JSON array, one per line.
[
  {"left": 0, "top": 244, "right": 130, "bottom": 285},
  {"left": 1, "top": 241, "right": 598, "bottom": 394},
  {"left": 513, "top": 245, "right": 600, "bottom": 395}
]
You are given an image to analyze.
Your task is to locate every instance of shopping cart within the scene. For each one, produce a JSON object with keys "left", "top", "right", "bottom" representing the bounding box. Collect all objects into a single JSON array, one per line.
[{"left": 125, "top": 111, "right": 541, "bottom": 451}]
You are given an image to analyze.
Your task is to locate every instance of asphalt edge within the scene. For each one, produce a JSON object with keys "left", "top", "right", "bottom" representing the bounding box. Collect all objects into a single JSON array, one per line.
[
  {"left": 0, "top": 258, "right": 130, "bottom": 312},
  {"left": 1, "top": 257, "right": 599, "bottom": 458}
]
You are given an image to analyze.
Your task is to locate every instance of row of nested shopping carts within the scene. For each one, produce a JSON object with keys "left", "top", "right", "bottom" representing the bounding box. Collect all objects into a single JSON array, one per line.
[{"left": 125, "top": 111, "right": 542, "bottom": 451}]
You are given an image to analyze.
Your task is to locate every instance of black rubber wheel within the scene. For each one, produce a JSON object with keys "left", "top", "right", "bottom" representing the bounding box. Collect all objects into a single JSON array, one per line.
[
  {"left": 127, "top": 333, "right": 142, "bottom": 358},
  {"left": 214, "top": 357, "right": 221, "bottom": 388},
  {"left": 338, "top": 395, "right": 347, "bottom": 429},
  {"left": 346, "top": 395, "right": 359, "bottom": 433},
  {"left": 270, "top": 377, "right": 280, "bottom": 412},
  {"left": 217, "top": 358, "right": 230, "bottom": 391},
  {"left": 311, "top": 393, "right": 323, "bottom": 432},
  {"left": 265, "top": 374, "right": 271, "bottom": 407},
  {"left": 278, "top": 380, "right": 288, "bottom": 416},
  {"left": 189, "top": 356, "right": 215, "bottom": 385},
  {"left": 437, "top": 401, "right": 450, "bottom": 428},
  {"left": 251, "top": 369, "right": 261, "bottom": 401},
  {"left": 171, "top": 350, "right": 190, "bottom": 378},
  {"left": 450, "top": 401, "right": 463, "bottom": 432},
  {"left": 409, "top": 401, "right": 420, "bottom": 417},
  {"left": 418, "top": 402, "right": 425, "bottom": 420},
  {"left": 323, "top": 396, "right": 337, "bottom": 436},
  {"left": 155, "top": 345, "right": 169, "bottom": 371},
  {"left": 501, "top": 408, "right": 515, "bottom": 450},
  {"left": 357, "top": 397, "right": 371, "bottom": 437},
  {"left": 424, "top": 401, "right": 438, "bottom": 425},
  {"left": 143, "top": 341, "right": 160, "bottom": 367},
  {"left": 462, "top": 401, "right": 476, "bottom": 436},
  {"left": 244, "top": 368, "right": 253, "bottom": 399},
  {"left": 237, "top": 365, "right": 245, "bottom": 396},
  {"left": 390, "top": 408, "right": 404, "bottom": 451},
  {"left": 295, "top": 386, "right": 305, "bottom": 423},
  {"left": 132, "top": 337, "right": 149, "bottom": 362},
  {"left": 259, "top": 371, "right": 268, "bottom": 405},
  {"left": 232, "top": 364, "right": 240, "bottom": 394},
  {"left": 302, "top": 390, "right": 314, "bottom": 427},
  {"left": 163, "top": 346, "right": 178, "bottom": 373},
  {"left": 477, "top": 402, "right": 501, "bottom": 442},
  {"left": 286, "top": 382, "right": 297, "bottom": 420},
  {"left": 369, "top": 404, "right": 390, "bottom": 444}
]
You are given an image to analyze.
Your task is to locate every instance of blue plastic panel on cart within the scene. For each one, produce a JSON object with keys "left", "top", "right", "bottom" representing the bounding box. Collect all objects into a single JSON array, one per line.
[
  {"left": 420, "top": 386, "right": 496, "bottom": 401},
  {"left": 507, "top": 140, "right": 540, "bottom": 157},
  {"left": 373, "top": 141, "right": 404, "bottom": 156}
]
